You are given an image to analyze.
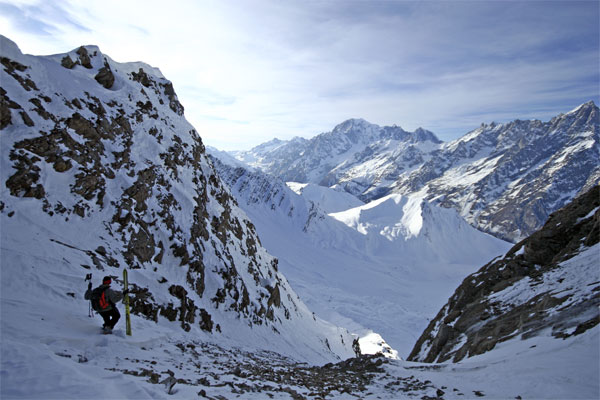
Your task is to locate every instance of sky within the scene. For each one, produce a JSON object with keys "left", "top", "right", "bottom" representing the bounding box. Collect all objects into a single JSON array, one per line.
[{"left": 0, "top": 0, "right": 598, "bottom": 151}]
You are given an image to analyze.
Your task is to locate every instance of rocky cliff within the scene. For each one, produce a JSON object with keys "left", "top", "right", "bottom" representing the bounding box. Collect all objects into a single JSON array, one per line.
[{"left": 408, "top": 185, "right": 599, "bottom": 363}]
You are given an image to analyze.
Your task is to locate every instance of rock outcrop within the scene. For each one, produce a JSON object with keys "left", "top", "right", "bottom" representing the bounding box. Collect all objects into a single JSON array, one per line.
[
  {"left": 408, "top": 185, "right": 600, "bottom": 363},
  {"left": 94, "top": 60, "right": 115, "bottom": 89}
]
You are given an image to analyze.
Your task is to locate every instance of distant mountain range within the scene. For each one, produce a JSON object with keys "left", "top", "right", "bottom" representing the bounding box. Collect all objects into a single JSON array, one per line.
[
  {"left": 232, "top": 103, "right": 599, "bottom": 242},
  {"left": 232, "top": 119, "right": 442, "bottom": 198}
]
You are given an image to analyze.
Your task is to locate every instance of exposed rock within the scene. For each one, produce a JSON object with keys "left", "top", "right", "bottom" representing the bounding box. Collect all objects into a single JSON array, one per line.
[
  {"left": 198, "top": 308, "right": 214, "bottom": 332},
  {"left": 53, "top": 158, "right": 72, "bottom": 172},
  {"left": 0, "top": 89, "right": 18, "bottom": 129},
  {"left": 94, "top": 60, "right": 115, "bottom": 89},
  {"left": 5, "top": 151, "right": 45, "bottom": 199},
  {"left": 1, "top": 57, "right": 38, "bottom": 91},
  {"left": 76, "top": 47, "right": 93, "bottom": 69},
  {"left": 153, "top": 241, "right": 165, "bottom": 264},
  {"left": 29, "top": 98, "right": 53, "bottom": 120},
  {"left": 126, "top": 223, "right": 156, "bottom": 264},
  {"left": 61, "top": 55, "right": 75, "bottom": 69},
  {"left": 72, "top": 171, "right": 105, "bottom": 203},
  {"left": 161, "top": 82, "right": 184, "bottom": 116},
  {"left": 267, "top": 283, "right": 281, "bottom": 308},
  {"left": 109, "top": 341, "right": 450, "bottom": 399},
  {"left": 130, "top": 287, "right": 159, "bottom": 322},
  {"left": 1, "top": 56, "right": 27, "bottom": 72},
  {"left": 408, "top": 186, "right": 600, "bottom": 363},
  {"left": 131, "top": 68, "right": 152, "bottom": 87},
  {"left": 167, "top": 285, "right": 197, "bottom": 332},
  {"left": 20, "top": 111, "right": 34, "bottom": 126},
  {"left": 67, "top": 112, "right": 101, "bottom": 141}
]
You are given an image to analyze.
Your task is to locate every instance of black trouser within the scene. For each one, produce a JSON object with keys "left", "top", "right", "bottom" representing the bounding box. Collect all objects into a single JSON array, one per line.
[{"left": 99, "top": 307, "right": 120, "bottom": 329}]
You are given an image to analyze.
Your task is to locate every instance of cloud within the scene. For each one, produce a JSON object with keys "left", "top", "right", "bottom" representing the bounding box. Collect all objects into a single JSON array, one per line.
[
  {"left": 0, "top": 1, "right": 90, "bottom": 37},
  {"left": 0, "top": 0, "right": 597, "bottom": 150},
  {"left": 0, "top": 2, "right": 55, "bottom": 36}
]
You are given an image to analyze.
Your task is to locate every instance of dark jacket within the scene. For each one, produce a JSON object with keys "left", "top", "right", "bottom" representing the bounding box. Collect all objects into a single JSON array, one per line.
[{"left": 85, "top": 284, "right": 124, "bottom": 312}]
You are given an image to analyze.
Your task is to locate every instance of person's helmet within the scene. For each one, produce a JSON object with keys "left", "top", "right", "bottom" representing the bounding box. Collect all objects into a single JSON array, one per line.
[{"left": 103, "top": 276, "right": 112, "bottom": 285}]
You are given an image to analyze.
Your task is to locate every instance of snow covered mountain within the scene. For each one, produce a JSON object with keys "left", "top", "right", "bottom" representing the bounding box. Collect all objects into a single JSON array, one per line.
[
  {"left": 0, "top": 33, "right": 356, "bottom": 392},
  {"left": 233, "top": 119, "right": 442, "bottom": 200},
  {"left": 399, "top": 102, "right": 600, "bottom": 242},
  {"left": 208, "top": 152, "right": 512, "bottom": 358},
  {"left": 408, "top": 185, "right": 599, "bottom": 365},
  {"left": 232, "top": 104, "right": 599, "bottom": 243}
]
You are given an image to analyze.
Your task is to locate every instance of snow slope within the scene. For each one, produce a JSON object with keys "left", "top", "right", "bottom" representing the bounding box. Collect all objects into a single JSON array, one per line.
[
  {"left": 380, "top": 326, "right": 599, "bottom": 399},
  {"left": 209, "top": 153, "right": 512, "bottom": 358},
  {"left": 286, "top": 182, "right": 364, "bottom": 213},
  {"left": 329, "top": 193, "right": 510, "bottom": 267}
]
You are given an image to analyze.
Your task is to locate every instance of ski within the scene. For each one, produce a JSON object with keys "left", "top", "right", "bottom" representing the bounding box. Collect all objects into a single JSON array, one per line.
[{"left": 123, "top": 268, "right": 132, "bottom": 336}]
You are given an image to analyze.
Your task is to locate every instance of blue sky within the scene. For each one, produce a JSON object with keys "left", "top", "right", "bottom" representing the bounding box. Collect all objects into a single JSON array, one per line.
[{"left": 1, "top": 0, "right": 598, "bottom": 150}]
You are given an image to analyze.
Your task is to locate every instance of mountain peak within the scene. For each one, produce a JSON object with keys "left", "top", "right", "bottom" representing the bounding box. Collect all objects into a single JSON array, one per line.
[
  {"left": 566, "top": 100, "right": 599, "bottom": 116},
  {"left": 249, "top": 137, "right": 288, "bottom": 153},
  {"left": 413, "top": 127, "right": 442, "bottom": 144},
  {"left": 332, "top": 118, "right": 373, "bottom": 132},
  {"left": 265, "top": 137, "right": 284, "bottom": 145},
  {"left": 548, "top": 100, "right": 599, "bottom": 131}
]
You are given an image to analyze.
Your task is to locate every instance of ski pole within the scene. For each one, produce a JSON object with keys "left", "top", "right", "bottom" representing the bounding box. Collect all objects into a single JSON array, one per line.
[{"left": 85, "top": 273, "right": 94, "bottom": 317}]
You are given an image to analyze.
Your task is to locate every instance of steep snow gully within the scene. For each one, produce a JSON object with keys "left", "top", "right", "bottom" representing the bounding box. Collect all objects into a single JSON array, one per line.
[{"left": 1, "top": 35, "right": 599, "bottom": 399}]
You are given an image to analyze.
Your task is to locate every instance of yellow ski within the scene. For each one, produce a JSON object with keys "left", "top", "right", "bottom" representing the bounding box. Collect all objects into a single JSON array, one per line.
[{"left": 123, "top": 268, "right": 132, "bottom": 336}]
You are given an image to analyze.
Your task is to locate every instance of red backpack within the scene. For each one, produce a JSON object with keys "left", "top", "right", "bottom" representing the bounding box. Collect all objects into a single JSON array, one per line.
[{"left": 90, "top": 287, "right": 110, "bottom": 311}]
